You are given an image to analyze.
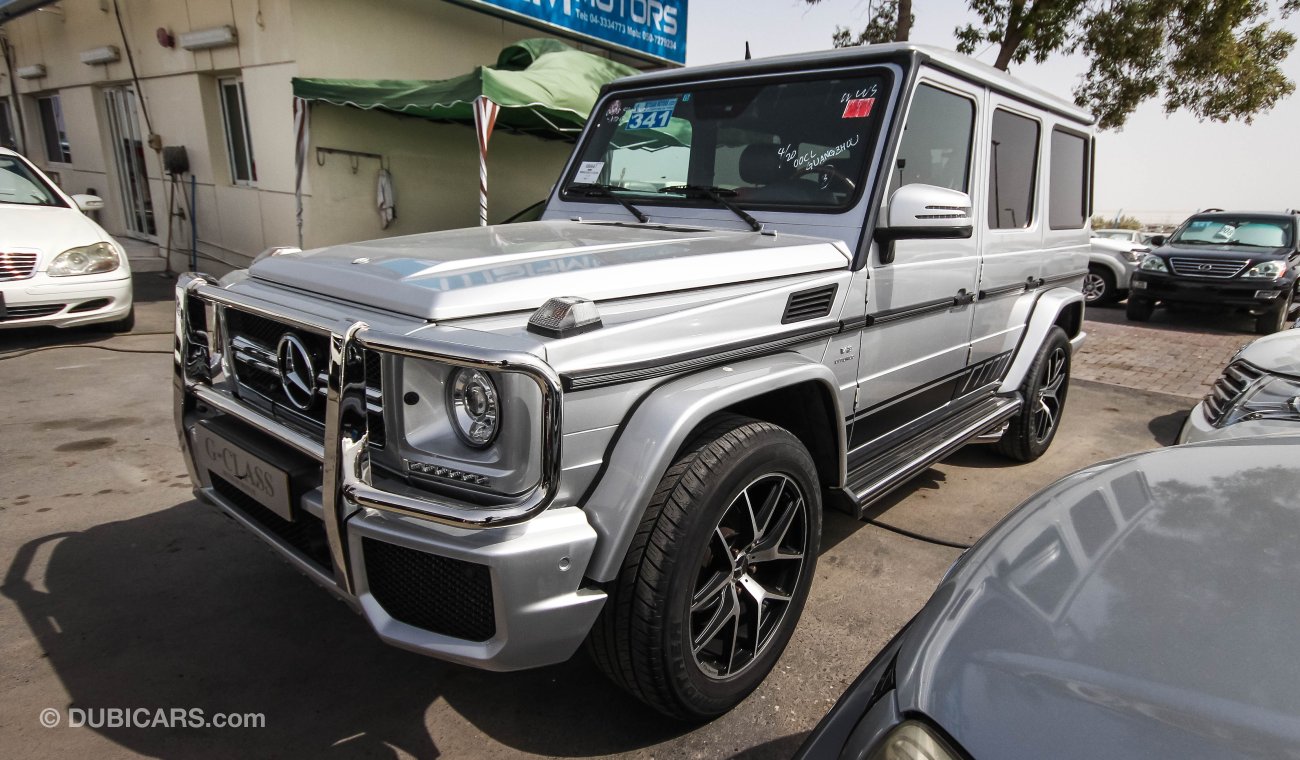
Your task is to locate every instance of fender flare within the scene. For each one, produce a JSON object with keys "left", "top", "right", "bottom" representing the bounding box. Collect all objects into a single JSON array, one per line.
[
  {"left": 998, "top": 288, "right": 1085, "bottom": 394},
  {"left": 1087, "top": 252, "right": 1129, "bottom": 282},
  {"left": 581, "top": 354, "right": 845, "bottom": 583}
]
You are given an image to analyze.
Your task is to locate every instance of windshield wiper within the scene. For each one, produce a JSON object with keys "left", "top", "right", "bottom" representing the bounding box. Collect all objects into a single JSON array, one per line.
[
  {"left": 568, "top": 183, "right": 649, "bottom": 223},
  {"left": 660, "top": 185, "right": 762, "bottom": 232}
]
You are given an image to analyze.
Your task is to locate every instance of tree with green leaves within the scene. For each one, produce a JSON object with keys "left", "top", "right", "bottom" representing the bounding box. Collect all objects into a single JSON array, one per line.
[{"left": 808, "top": 0, "right": 1299, "bottom": 129}]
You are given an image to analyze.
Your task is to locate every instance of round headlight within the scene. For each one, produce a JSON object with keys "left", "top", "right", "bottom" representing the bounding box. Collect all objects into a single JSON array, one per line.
[{"left": 448, "top": 368, "right": 500, "bottom": 448}]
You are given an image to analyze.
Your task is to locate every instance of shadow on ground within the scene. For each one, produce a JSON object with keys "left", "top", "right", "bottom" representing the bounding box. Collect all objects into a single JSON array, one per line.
[{"left": 1, "top": 500, "right": 692, "bottom": 758}]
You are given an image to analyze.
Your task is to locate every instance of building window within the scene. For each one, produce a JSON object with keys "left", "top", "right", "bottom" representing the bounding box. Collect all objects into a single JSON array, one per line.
[
  {"left": 988, "top": 108, "right": 1040, "bottom": 230},
  {"left": 0, "top": 97, "right": 16, "bottom": 150},
  {"left": 218, "top": 77, "right": 256, "bottom": 185},
  {"left": 889, "top": 84, "right": 976, "bottom": 197},
  {"left": 1048, "top": 127, "right": 1089, "bottom": 229},
  {"left": 37, "top": 94, "right": 72, "bottom": 163}
]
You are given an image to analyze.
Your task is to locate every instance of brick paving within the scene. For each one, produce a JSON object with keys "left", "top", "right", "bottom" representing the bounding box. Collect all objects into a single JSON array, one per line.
[{"left": 1074, "top": 304, "right": 1258, "bottom": 399}]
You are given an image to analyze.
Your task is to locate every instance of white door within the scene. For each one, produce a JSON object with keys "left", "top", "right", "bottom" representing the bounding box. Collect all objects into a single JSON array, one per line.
[
  {"left": 103, "top": 86, "right": 156, "bottom": 239},
  {"left": 850, "top": 74, "right": 981, "bottom": 453}
]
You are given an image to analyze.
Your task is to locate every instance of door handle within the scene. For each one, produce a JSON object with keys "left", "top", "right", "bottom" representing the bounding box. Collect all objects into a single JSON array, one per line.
[{"left": 954, "top": 289, "right": 975, "bottom": 306}]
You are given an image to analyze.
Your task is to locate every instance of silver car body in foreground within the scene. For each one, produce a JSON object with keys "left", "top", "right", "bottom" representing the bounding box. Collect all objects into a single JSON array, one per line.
[
  {"left": 798, "top": 436, "right": 1300, "bottom": 759},
  {"left": 174, "top": 43, "right": 1094, "bottom": 716},
  {"left": 1180, "top": 328, "right": 1300, "bottom": 443}
]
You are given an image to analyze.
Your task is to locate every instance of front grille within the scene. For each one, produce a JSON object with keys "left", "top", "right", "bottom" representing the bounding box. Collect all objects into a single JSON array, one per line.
[
  {"left": 1203, "top": 361, "right": 1264, "bottom": 424},
  {"left": 1, "top": 303, "right": 65, "bottom": 321},
  {"left": 0, "top": 251, "right": 38, "bottom": 281},
  {"left": 362, "top": 538, "right": 496, "bottom": 641},
  {"left": 1169, "top": 257, "right": 1249, "bottom": 278},
  {"left": 211, "top": 474, "right": 333, "bottom": 572},
  {"left": 223, "top": 308, "right": 385, "bottom": 448}
]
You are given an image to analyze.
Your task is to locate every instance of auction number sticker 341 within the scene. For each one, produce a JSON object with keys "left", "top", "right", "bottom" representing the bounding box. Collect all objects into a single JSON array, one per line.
[{"left": 626, "top": 98, "right": 677, "bottom": 130}]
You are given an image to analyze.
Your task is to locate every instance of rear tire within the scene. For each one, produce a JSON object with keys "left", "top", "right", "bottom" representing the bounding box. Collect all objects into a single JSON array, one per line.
[
  {"left": 1256, "top": 291, "right": 1293, "bottom": 335},
  {"left": 587, "top": 415, "right": 821, "bottom": 721},
  {"left": 1125, "top": 297, "right": 1153, "bottom": 322},
  {"left": 1083, "top": 265, "right": 1117, "bottom": 305},
  {"left": 997, "top": 327, "right": 1070, "bottom": 463}
]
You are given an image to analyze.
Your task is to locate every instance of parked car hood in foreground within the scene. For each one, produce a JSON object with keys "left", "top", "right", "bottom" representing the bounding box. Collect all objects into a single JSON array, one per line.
[
  {"left": 249, "top": 220, "right": 851, "bottom": 321},
  {"left": 899, "top": 439, "right": 1300, "bottom": 759},
  {"left": 0, "top": 204, "right": 113, "bottom": 266},
  {"left": 1234, "top": 329, "right": 1300, "bottom": 375}
]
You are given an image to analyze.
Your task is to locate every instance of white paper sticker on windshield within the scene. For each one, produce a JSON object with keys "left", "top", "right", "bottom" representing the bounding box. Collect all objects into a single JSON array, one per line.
[{"left": 574, "top": 161, "right": 605, "bottom": 184}]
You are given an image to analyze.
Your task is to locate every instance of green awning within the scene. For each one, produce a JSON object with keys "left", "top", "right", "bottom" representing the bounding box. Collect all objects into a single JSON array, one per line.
[{"left": 292, "top": 39, "right": 640, "bottom": 140}]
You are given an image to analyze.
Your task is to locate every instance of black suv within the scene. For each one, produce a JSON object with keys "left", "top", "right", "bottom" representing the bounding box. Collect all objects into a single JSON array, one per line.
[{"left": 1127, "top": 211, "right": 1300, "bottom": 334}]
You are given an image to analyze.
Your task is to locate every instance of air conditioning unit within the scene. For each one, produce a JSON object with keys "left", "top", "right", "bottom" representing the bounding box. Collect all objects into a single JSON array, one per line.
[
  {"left": 80, "top": 46, "right": 121, "bottom": 65},
  {"left": 178, "top": 25, "right": 237, "bottom": 51}
]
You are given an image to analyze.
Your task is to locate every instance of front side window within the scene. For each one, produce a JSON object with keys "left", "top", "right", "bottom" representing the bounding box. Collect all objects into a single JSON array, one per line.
[
  {"left": 37, "top": 94, "right": 72, "bottom": 163},
  {"left": 1048, "top": 127, "right": 1089, "bottom": 229},
  {"left": 0, "top": 153, "right": 65, "bottom": 206},
  {"left": 1171, "top": 217, "right": 1293, "bottom": 249},
  {"left": 888, "top": 83, "right": 975, "bottom": 198},
  {"left": 562, "top": 70, "right": 892, "bottom": 213},
  {"left": 988, "top": 108, "right": 1039, "bottom": 229},
  {"left": 219, "top": 77, "right": 256, "bottom": 185}
]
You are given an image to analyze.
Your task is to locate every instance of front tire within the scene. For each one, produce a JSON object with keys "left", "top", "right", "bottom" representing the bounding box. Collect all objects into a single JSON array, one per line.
[
  {"left": 1126, "top": 297, "right": 1153, "bottom": 322},
  {"left": 587, "top": 416, "right": 821, "bottom": 721},
  {"left": 1256, "top": 291, "right": 1293, "bottom": 335},
  {"left": 1083, "top": 265, "right": 1117, "bottom": 305},
  {"left": 97, "top": 305, "right": 135, "bottom": 333},
  {"left": 997, "top": 327, "right": 1071, "bottom": 463}
]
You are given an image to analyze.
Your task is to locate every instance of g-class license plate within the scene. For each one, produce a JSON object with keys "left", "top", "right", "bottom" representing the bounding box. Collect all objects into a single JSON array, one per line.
[{"left": 194, "top": 427, "right": 293, "bottom": 521}]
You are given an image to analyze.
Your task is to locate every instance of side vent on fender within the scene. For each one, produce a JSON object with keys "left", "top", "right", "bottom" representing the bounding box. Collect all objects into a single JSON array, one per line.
[{"left": 782, "top": 284, "right": 838, "bottom": 324}]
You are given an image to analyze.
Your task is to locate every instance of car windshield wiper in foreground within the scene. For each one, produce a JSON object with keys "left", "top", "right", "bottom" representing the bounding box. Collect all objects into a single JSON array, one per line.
[
  {"left": 659, "top": 185, "right": 763, "bottom": 232},
  {"left": 568, "top": 183, "right": 649, "bottom": 223}
]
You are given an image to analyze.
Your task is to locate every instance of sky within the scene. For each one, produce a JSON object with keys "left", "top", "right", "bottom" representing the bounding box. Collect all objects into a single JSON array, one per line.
[{"left": 683, "top": 0, "right": 1300, "bottom": 224}]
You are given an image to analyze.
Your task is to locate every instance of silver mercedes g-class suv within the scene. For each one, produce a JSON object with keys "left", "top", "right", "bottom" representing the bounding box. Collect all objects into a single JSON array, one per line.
[{"left": 174, "top": 43, "right": 1093, "bottom": 720}]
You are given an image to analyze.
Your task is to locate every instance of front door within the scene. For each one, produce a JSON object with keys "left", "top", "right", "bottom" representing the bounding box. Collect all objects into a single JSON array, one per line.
[
  {"left": 849, "top": 73, "right": 981, "bottom": 454},
  {"left": 103, "top": 86, "right": 156, "bottom": 239}
]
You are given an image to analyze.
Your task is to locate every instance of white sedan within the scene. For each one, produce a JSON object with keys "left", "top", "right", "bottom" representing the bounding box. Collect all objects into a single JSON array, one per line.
[{"left": 1, "top": 147, "right": 134, "bottom": 331}]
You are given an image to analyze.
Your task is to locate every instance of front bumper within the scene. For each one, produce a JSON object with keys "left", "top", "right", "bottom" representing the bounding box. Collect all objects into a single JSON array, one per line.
[
  {"left": 1131, "top": 271, "right": 1290, "bottom": 310},
  {"left": 0, "top": 269, "right": 133, "bottom": 329},
  {"left": 1177, "top": 400, "right": 1300, "bottom": 444},
  {"left": 175, "top": 274, "right": 605, "bottom": 671}
]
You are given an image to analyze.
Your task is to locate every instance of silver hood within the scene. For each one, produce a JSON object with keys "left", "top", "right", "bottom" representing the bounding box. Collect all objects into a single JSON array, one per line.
[
  {"left": 1235, "top": 330, "right": 1300, "bottom": 376},
  {"left": 250, "top": 220, "right": 851, "bottom": 321},
  {"left": 899, "top": 438, "right": 1300, "bottom": 759}
]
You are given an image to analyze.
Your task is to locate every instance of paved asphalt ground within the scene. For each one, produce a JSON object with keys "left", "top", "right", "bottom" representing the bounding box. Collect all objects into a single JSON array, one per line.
[{"left": 0, "top": 274, "right": 1251, "bottom": 759}]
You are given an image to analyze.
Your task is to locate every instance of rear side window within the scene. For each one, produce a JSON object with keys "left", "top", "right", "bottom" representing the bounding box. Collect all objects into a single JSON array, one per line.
[
  {"left": 888, "top": 84, "right": 975, "bottom": 197},
  {"left": 1049, "top": 128, "right": 1089, "bottom": 229},
  {"left": 988, "top": 109, "right": 1039, "bottom": 229}
]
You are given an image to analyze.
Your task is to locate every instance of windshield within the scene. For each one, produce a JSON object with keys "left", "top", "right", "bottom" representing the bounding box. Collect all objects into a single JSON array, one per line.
[
  {"left": 0, "top": 155, "right": 63, "bottom": 206},
  {"left": 1171, "top": 217, "right": 1293, "bottom": 248},
  {"left": 562, "top": 70, "right": 892, "bottom": 213}
]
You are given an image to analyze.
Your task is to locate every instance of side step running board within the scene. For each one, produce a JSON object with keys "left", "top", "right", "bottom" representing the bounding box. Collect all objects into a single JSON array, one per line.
[{"left": 842, "top": 395, "right": 1022, "bottom": 518}]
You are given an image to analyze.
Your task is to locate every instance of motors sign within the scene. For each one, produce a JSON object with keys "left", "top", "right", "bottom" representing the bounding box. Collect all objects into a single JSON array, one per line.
[{"left": 448, "top": 0, "right": 687, "bottom": 65}]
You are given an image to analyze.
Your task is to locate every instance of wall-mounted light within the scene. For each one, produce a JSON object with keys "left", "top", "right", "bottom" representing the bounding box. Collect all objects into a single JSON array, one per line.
[
  {"left": 79, "top": 45, "right": 121, "bottom": 65},
  {"left": 178, "top": 25, "right": 237, "bottom": 51},
  {"left": 16, "top": 64, "right": 47, "bottom": 79}
]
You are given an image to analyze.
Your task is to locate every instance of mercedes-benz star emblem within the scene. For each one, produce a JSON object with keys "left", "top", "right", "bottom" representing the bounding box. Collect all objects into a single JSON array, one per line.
[{"left": 276, "top": 333, "right": 318, "bottom": 411}]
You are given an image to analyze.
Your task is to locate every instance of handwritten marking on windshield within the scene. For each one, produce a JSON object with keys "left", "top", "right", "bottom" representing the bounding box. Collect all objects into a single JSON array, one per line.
[{"left": 776, "top": 135, "right": 860, "bottom": 173}]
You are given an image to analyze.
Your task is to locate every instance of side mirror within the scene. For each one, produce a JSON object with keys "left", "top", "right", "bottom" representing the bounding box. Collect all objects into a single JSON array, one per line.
[
  {"left": 1149, "top": 235, "right": 1166, "bottom": 248},
  {"left": 874, "top": 184, "right": 973, "bottom": 263},
  {"left": 71, "top": 194, "right": 105, "bottom": 212}
]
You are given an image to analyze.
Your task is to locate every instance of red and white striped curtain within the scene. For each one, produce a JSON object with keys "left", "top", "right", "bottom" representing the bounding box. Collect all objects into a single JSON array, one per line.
[{"left": 472, "top": 96, "right": 500, "bottom": 227}]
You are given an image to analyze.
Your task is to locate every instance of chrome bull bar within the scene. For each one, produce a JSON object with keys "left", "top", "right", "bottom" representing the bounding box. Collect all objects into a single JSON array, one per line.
[{"left": 174, "top": 273, "right": 564, "bottom": 595}]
